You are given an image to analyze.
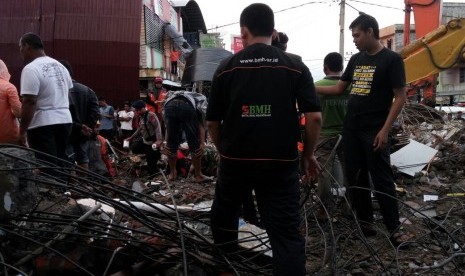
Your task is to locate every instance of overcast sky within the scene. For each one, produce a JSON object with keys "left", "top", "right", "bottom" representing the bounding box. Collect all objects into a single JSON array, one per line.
[{"left": 194, "top": 0, "right": 464, "bottom": 80}]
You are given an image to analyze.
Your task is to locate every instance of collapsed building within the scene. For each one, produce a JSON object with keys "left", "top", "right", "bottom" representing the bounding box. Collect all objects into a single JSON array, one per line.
[{"left": 0, "top": 103, "right": 464, "bottom": 275}]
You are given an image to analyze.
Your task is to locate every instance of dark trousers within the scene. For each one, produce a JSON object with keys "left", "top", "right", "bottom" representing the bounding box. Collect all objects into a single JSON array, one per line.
[
  {"left": 171, "top": 61, "right": 177, "bottom": 74},
  {"left": 131, "top": 140, "right": 160, "bottom": 175},
  {"left": 164, "top": 100, "right": 200, "bottom": 155},
  {"left": 121, "top": 129, "right": 134, "bottom": 140},
  {"left": 211, "top": 160, "right": 305, "bottom": 276},
  {"left": 99, "top": 129, "right": 114, "bottom": 141},
  {"left": 343, "top": 128, "right": 400, "bottom": 232},
  {"left": 28, "top": 123, "right": 72, "bottom": 169}
]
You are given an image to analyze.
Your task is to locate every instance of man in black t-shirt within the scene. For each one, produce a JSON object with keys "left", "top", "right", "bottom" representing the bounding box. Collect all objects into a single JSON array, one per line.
[
  {"left": 206, "top": 4, "right": 321, "bottom": 275},
  {"left": 316, "top": 14, "right": 409, "bottom": 246}
]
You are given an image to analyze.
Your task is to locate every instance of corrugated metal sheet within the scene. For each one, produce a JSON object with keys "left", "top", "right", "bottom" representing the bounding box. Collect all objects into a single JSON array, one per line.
[
  {"left": 442, "top": 3, "right": 465, "bottom": 23},
  {"left": 0, "top": 0, "right": 141, "bottom": 106}
]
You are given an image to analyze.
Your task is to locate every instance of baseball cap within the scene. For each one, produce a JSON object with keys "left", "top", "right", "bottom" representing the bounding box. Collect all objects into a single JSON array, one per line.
[
  {"left": 155, "top": 77, "right": 163, "bottom": 83},
  {"left": 132, "top": 100, "right": 146, "bottom": 109}
]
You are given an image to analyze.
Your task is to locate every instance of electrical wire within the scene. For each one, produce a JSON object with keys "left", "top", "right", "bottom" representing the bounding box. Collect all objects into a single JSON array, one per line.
[
  {"left": 206, "top": 1, "right": 329, "bottom": 31},
  {"left": 1, "top": 136, "right": 465, "bottom": 275},
  {"left": 348, "top": 0, "right": 404, "bottom": 11}
]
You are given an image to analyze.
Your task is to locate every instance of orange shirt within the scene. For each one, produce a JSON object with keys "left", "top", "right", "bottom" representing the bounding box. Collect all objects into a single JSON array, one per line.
[
  {"left": 0, "top": 61, "right": 21, "bottom": 144},
  {"left": 146, "top": 92, "right": 157, "bottom": 113},
  {"left": 171, "top": 50, "right": 179, "bottom": 62},
  {"left": 97, "top": 135, "right": 116, "bottom": 177},
  {"left": 157, "top": 89, "right": 167, "bottom": 115}
]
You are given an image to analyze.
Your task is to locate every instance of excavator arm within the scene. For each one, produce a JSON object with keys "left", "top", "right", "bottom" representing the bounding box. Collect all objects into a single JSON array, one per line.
[
  {"left": 403, "top": 0, "right": 442, "bottom": 106},
  {"left": 400, "top": 18, "right": 465, "bottom": 84}
]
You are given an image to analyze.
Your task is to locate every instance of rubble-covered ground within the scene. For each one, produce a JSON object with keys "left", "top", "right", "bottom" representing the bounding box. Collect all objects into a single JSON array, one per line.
[{"left": 0, "top": 103, "right": 464, "bottom": 275}]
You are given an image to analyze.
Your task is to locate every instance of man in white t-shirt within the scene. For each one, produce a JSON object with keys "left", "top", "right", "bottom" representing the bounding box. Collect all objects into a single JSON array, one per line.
[
  {"left": 19, "top": 32, "right": 73, "bottom": 168},
  {"left": 118, "top": 101, "right": 135, "bottom": 139}
]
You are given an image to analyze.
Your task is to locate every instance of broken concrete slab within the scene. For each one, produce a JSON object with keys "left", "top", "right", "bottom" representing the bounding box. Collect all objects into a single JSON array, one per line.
[
  {"left": 391, "top": 139, "right": 438, "bottom": 177},
  {"left": 423, "top": 195, "right": 439, "bottom": 202},
  {"left": 238, "top": 219, "right": 271, "bottom": 257},
  {"left": 0, "top": 147, "right": 39, "bottom": 220}
]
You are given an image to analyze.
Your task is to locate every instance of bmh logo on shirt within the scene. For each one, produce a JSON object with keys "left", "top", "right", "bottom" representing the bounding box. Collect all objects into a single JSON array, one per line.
[{"left": 242, "top": 105, "right": 272, "bottom": 118}]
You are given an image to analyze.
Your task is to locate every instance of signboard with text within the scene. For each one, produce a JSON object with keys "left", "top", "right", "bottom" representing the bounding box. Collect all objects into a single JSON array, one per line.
[{"left": 231, "top": 35, "right": 243, "bottom": 54}]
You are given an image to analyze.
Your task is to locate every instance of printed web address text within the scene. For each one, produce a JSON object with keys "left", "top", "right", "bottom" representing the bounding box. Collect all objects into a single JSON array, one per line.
[{"left": 239, "top": 57, "right": 279, "bottom": 64}]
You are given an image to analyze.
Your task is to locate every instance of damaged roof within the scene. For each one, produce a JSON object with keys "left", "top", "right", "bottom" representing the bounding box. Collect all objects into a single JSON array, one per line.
[{"left": 173, "top": 0, "right": 207, "bottom": 34}]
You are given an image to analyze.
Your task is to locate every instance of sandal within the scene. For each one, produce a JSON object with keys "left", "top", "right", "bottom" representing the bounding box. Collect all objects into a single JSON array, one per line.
[{"left": 390, "top": 230, "right": 413, "bottom": 248}]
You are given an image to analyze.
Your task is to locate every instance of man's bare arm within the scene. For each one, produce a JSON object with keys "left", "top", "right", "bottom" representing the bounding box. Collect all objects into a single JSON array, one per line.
[
  {"left": 302, "top": 111, "right": 322, "bottom": 181},
  {"left": 206, "top": 121, "right": 221, "bottom": 149},
  {"left": 373, "top": 87, "right": 407, "bottom": 151},
  {"left": 315, "top": 80, "right": 350, "bottom": 96},
  {"left": 19, "top": 94, "right": 38, "bottom": 146}
]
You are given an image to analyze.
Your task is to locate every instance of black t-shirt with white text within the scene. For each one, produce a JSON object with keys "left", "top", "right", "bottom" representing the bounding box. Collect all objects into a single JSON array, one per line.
[
  {"left": 207, "top": 43, "right": 321, "bottom": 161},
  {"left": 341, "top": 48, "right": 406, "bottom": 130}
]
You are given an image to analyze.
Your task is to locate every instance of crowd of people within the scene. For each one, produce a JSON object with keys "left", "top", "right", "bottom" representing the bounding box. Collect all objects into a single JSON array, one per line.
[
  {"left": 1, "top": 2, "right": 460, "bottom": 274},
  {"left": 444, "top": 110, "right": 465, "bottom": 122},
  {"left": 0, "top": 32, "right": 212, "bottom": 180}
]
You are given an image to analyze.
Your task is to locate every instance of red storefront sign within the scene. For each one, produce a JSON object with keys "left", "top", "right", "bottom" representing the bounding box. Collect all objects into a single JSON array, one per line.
[{"left": 231, "top": 35, "right": 244, "bottom": 54}]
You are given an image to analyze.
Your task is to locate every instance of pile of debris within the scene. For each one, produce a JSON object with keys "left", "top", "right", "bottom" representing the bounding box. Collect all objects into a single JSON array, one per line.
[
  {"left": 0, "top": 102, "right": 464, "bottom": 275},
  {"left": 0, "top": 145, "right": 259, "bottom": 276}
]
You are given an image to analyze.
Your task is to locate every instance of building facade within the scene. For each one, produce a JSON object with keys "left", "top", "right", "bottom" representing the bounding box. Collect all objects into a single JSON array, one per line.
[
  {"left": 140, "top": 0, "right": 207, "bottom": 92},
  {"left": 0, "top": 0, "right": 141, "bottom": 106}
]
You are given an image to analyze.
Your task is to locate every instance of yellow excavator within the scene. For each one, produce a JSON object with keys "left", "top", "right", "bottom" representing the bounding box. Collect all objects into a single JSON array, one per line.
[
  {"left": 401, "top": 0, "right": 465, "bottom": 106},
  {"left": 401, "top": 18, "right": 465, "bottom": 86}
]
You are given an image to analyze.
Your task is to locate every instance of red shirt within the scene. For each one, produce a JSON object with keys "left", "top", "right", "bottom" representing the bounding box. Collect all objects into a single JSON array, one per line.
[{"left": 171, "top": 50, "right": 179, "bottom": 62}]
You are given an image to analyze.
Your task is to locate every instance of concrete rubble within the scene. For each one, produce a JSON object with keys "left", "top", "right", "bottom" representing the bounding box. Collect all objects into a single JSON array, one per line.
[{"left": 0, "top": 103, "right": 464, "bottom": 275}]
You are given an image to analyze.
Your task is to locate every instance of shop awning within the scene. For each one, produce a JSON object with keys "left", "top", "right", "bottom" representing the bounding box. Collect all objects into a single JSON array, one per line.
[
  {"left": 181, "top": 48, "right": 232, "bottom": 85},
  {"left": 164, "top": 23, "right": 193, "bottom": 53}
]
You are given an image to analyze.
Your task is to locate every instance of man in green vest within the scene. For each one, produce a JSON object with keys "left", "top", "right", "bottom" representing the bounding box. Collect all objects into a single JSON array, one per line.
[{"left": 314, "top": 52, "right": 349, "bottom": 219}]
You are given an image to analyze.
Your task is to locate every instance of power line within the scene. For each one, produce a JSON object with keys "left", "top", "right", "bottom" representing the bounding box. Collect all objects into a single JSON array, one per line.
[
  {"left": 206, "top": 0, "right": 329, "bottom": 32},
  {"left": 202, "top": 0, "right": 403, "bottom": 33},
  {"left": 348, "top": 0, "right": 403, "bottom": 11},
  {"left": 274, "top": 1, "right": 327, "bottom": 14},
  {"left": 345, "top": 2, "right": 361, "bottom": 13}
]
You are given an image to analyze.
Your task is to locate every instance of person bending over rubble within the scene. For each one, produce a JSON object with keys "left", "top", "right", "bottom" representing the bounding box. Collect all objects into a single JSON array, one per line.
[
  {"left": 125, "top": 100, "right": 162, "bottom": 177},
  {"left": 316, "top": 13, "right": 411, "bottom": 246},
  {"left": 162, "top": 90, "right": 212, "bottom": 183},
  {"left": 207, "top": 4, "right": 321, "bottom": 275}
]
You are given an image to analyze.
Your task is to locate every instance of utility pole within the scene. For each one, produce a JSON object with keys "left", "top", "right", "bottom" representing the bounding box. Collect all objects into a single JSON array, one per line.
[{"left": 339, "top": 0, "right": 345, "bottom": 56}]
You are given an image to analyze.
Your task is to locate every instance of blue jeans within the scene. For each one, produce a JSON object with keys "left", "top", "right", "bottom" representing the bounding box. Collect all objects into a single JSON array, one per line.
[
  {"left": 164, "top": 99, "right": 200, "bottom": 154},
  {"left": 343, "top": 128, "right": 400, "bottom": 232},
  {"left": 211, "top": 159, "right": 306, "bottom": 276}
]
